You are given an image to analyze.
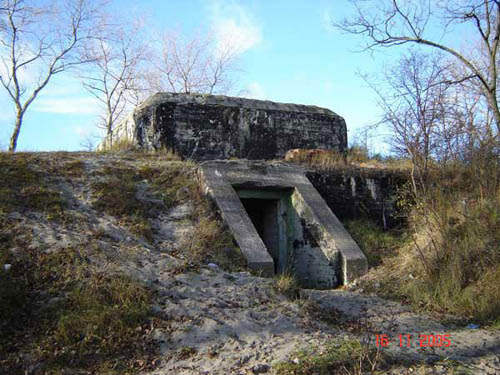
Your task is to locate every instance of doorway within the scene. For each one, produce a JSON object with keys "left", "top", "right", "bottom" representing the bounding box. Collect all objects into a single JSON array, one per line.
[{"left": 237, "top": 189, "right": 292, "bottom": 274}]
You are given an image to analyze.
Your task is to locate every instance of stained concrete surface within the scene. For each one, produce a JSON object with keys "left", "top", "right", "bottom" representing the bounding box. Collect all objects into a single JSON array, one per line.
[{"left": 198, "top": 160, "right": 367, "bottom": 287}]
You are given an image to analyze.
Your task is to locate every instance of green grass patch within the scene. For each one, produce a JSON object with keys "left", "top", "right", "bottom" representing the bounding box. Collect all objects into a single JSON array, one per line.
[
  {"left": 0, "top": 153, "right": 66, "bottom": 219},
  {"left": 343, "top": 219, "right": 407, "bottom": 267},
  {"left": 0, "top": 244, "right": 155, "bottom": 374},
  {"left": 90, "top": 166, "right": 153, "bottom": 240},
  {"left": 400, "top": 193, "right": 500, "bottom": 322},
  {"left": 43, "top": 274, "right": 151, "bottom": 369},
  {"left": 92, "top": 172, "right": 147, "bottom": 217},
  {"left": 274, "top": 339, "right": 390, "bottom": 375},
  {"left": 60, "top": 159, "right": 86, "bottom": 177},
  {"left": 138, "top": 162, "right": 197, "bottom": 209}
]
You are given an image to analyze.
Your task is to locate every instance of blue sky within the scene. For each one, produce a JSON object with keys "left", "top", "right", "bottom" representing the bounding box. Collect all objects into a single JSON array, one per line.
[{"left": 0, "top": 0, "right": 402, "bottom": 152}]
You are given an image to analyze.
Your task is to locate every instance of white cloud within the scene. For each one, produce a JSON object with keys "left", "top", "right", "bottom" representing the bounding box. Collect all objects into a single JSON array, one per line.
[
  {"left": 321, "top": 7, "right": 336, "bottom": 33},
  {"left": 32, "top": 97, "right": 100, "bottom": 115},
  {"left": 73, "top": 125, "right": 91, "bottom": 137},
  {"left": 323, "top": 79, "right": 334, "bottom": 92},
  {"left": 208, "top": 0, "right": 262, "bottom": 55},
  {"left": 245, "top": 81, "right": 266, "bottom": 99}
]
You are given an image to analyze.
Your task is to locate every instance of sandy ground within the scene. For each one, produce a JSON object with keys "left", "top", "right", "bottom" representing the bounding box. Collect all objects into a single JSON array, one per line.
[{"left": 6, "top": 153, "right": 500, "bottom": 375}]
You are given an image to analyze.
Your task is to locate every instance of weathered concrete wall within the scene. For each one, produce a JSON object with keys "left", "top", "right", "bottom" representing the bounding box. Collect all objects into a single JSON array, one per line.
[
  {"left": 100, "top": 93, "right": 347, "bottom": 160},
  {"left": 290, "top": 190, "right": 340, "bottom": 288},
  {"left": 306, "top": 168, "right": 408, "bottom": 228},
  {"left": 198, "top": 160, "right": 367, "bottom": 288},
  {"left": 238, "top": 188, "right": 341, "bottom": 288}
]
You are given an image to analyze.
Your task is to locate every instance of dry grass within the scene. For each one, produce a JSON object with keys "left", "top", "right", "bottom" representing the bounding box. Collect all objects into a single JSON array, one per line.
[
  {"left": 0, "top": 153, "right": 207, "bottom": 373},
  {"left": 138, "top": 161, "right": 197, "bottom": 209},
  {"left": 274, "top": 338, "right": 390, "bottom": 375},
  {"left": 90, "top": 167, "right": 154, "bottom": 241},
  {"left": 100, "top": 138, "right": 182, "bottom": 162},
  {"left": 401, "top": 191, "right": 500, "bottom": 322},
  {"left": 179, "top": 210, "right": 247, "bottom": 273},
  {"left": 0, "top": 153, "right": 67, "bottom": 220},
  {"left": 137, "top": 162, "right": 247, "bottom": 272},
  {"left": 0, "top": 243, "right": 155, "bottom": 374},
  {"left": 100, "top": 138, "right": 138, "bottom": 152},
  {"left": 274, "top": 272, "right": 301, "bottom": 300},
  {"left": 89, "top": 162, "right": 196, "bottom": 241},
  {"left": 284, "top": 147, "right": 412, "bottom": 172},
  {"left": 359, "top": 163, "right": 500, "bottom": 325},
  {"left": 0, "top": 151, "right": 250, "bottom": 373},
  {"left": 343, "top": 219, "right": 407, "bottom": 267}
]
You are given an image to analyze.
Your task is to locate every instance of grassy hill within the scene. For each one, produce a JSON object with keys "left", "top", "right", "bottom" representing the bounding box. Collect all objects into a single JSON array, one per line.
[{"left": 0, "top": 151, "right": 499, "bottom": 375}]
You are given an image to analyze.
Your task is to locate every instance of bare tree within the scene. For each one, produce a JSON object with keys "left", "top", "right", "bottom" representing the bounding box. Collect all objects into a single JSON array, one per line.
[
  {"left": 338, "top": 0, "right": 500, "bottom": 134},
  {"left": 82, "top": 22, "right": 146, "bottom": 148},
  {"left": 79, "top": 131, "right": 98, "bottom": 151},
  {"left": 0, "top": 0, "right": 102, "bottom": 152},
  {"left": 145, "top": 31, "right": 241, "bottom": 95},
  {"left": 364, "top": 51, "right": 452, "bottom": 195}
]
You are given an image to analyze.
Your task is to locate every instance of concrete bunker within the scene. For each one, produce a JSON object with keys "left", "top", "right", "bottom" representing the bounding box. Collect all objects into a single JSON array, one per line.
[
  {"left": 98, "top": 93, "right": 348, "bottom": 160},
  {"left": 199, "top": 160, "right": 368, "bottom": 288}
]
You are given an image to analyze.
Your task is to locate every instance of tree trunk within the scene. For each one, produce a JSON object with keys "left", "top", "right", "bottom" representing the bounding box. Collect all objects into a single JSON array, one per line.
[
  {"left": 486, "top": 93, "right": 500, "bottom": 134},
  {"left": 106, "top": 116, "right": 113, "bottom": 149},
  {"left": 8, "top": 113, "right": 23, "bottom": 152}
]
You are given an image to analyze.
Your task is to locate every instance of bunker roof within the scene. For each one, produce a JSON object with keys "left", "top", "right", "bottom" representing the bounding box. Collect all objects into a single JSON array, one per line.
[{"left": 139, "top": 92, "right": 339, "bottom": 116}]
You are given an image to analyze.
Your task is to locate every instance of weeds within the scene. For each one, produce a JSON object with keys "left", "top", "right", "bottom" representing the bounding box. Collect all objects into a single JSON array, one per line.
[
  {"left": 180, "top": 215, "right": 247, "bottom": 273},
  {"left": 359, "top": 160, "right": 500, "bottom": 324},
  {"left": 99, "top": 138, "right": 181, "bottom": 162},
  {"left": 100, "top": 138, "right": 138, "bottom": 152},
  {"left": 46, "top": 273, "right": 151, "bottom": 360},
  {"left": 284, "top": 147, "right": 412, "bottom": 171},
  {"left": 92, "top": 172, "right": 146, "bottom": 217},
  {"left": 138, "top": 162, "right": 197, "bottom": 209},
  {"left": 343, "top": 219, "right": 406, "bottom": 267},
  {"left": 0, "top": 243, "right": 155, "bottom": 374},
  {"left": 60, "top": 159, "right": 86, "bottom": 177},
  {"left": 0, "top": 153, "right": 66, "bottom": 219},
  {"left": 274, "top": 272, "right": 301, "bottom": 299},
  {"left": 401, "top": 191, "right": 500, "bottom": 322},
  {"left": 274, "top": 338, "right": 388, "bottom": 375}
]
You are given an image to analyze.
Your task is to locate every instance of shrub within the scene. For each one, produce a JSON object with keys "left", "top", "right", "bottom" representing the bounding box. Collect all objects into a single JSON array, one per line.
[
  {"left": 401, "top": 191, "right": 500, "bottom": 321},
  {"left": 274, "top": 272, "right": 301, "bottom": 300}
]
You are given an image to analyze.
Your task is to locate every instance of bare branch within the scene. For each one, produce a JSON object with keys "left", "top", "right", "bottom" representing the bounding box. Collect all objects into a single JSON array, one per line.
[
  {"left": 142, "top": 29, "right": 241, "bottom": 96},
  {"left": 0, "top": 0, "right": 105, "bottom": 151},
  {"left": 81, "top": 19, "right": 147, "bottom": 146},
  {"left": 338, "top": 0, "right": 500, "bottom": 133}
]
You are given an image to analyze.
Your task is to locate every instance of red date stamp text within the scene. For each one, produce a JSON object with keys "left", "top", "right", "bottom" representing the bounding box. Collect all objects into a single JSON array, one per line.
[{"left": 375, "top": 334, "right": 451, "bottom": 348}]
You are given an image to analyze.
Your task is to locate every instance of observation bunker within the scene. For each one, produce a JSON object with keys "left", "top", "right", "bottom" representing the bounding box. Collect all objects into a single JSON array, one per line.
[{"left": 199, "top": 160, "right": 367, "bottom": 288}]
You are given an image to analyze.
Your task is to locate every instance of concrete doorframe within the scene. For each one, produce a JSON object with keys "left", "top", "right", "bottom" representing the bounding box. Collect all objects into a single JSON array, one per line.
[{"left": 198, "top": 160, "right": 367, "bottom": 287}]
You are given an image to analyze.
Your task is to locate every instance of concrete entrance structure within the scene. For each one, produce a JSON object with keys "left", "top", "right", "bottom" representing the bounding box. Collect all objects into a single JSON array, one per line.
[{"left": 198, "top": 160, "right": 367, "bottom": 288}]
